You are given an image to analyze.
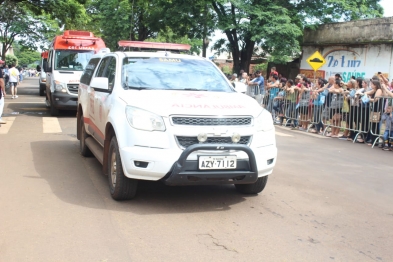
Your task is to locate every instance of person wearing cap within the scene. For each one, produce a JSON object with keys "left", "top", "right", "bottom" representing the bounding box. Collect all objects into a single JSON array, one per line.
[
  {"left": 229, "top": 73, "right": 238, "bottom": 83},
  {"left": 0, "top": 60, "right": 6, "bottom": 124}
]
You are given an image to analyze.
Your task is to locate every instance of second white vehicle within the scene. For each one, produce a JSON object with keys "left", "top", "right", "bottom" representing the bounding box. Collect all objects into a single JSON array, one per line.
[{"left": 77, "top": 41, "right": 277, "bottom": 200}]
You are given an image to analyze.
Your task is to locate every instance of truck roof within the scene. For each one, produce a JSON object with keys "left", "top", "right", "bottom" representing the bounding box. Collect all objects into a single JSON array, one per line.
[{"left": 51, "top": 30, "right": 106, "bottom": 52}]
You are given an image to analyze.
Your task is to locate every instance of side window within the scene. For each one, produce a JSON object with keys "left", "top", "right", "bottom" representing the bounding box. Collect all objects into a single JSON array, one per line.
[
  {"left": 105, "top": 58, "right": 116, "bottom": 91},
  {"left": 95, "top": 57, "right": 111, "bottom": 77},
  {"left": 47, "top": 51, "right": 53, "bottom": 71},
  {"left": 80, "top": 58, "right": 100, "bottom": 85}
]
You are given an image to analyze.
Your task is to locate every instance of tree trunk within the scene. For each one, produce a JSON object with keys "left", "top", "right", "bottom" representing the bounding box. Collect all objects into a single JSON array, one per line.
[
  {"left": 2, "top": 43, "right": 6, "bottom": 61},
  {"left": 202, "top": 4, "right": 208, "bottom": 57},
  {"left": 239, "top": 38, "right": 255, "bottom": 73}
]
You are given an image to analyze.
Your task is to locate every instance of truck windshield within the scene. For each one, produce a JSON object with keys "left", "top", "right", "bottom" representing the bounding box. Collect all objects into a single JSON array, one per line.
[
  {"left": 122, "top": 57, "right": 234, "bottom": 92},
  {"left": 54, "top": 50, "right": 95, "bottom": 71}
]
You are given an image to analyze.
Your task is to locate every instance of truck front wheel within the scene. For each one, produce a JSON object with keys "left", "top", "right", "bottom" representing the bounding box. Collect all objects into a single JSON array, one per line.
[
  {"left": 235, "top": 176, "right": 268, "bottom": 194},
  {"left": 108, "top": 136, "right": 138, "bottom": 200}
]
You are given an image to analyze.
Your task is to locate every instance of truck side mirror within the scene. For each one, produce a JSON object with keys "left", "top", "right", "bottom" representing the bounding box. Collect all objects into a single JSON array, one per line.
[
  {"left": 43, "top": 61, "right": 49, "bottom": 72},
  {"left": 36, "top": 65, "right": 41, "bottom": 72}
]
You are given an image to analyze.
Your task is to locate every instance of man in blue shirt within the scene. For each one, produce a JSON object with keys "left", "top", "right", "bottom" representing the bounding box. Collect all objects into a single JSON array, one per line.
[{"left": 249, "top": 70, "right": 265, "bottom": 96}]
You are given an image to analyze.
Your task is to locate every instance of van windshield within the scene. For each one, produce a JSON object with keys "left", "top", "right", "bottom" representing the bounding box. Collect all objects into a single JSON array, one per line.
[
  {"left": 122, "top": 57, "right": 234, "bottom": 92},
  {"left": 54, "top": 50, "right": 95, "bottom": 71}
]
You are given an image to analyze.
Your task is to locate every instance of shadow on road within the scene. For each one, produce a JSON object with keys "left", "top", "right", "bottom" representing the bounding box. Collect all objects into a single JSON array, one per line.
[{"left": 31, "top": 140, "right": 250, "bottom": 214}]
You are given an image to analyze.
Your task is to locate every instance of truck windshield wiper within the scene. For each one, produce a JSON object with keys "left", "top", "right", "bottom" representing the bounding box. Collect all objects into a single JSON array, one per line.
[
  {"left": 168, "top": 88, "right": 208, "bottom": 91},
  {"left": 127, "top": 86, "right": 151, "bottom": 90}
]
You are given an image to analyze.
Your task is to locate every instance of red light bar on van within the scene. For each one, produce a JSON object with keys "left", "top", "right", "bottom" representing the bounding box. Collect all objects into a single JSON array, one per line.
[
  {"left": 62, "top": 30, "right": 98, "bottom": 41},
  {"left": 62, "top": 36, "right": 99, "bottom": 41},
  {"left": 118, "top": 41, "right": 191, "bottom": 51}
]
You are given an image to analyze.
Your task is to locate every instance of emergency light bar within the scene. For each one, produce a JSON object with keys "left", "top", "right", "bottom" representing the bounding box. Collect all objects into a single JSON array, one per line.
[
  {"left": 62, "top": 36, "right": 99, "bottom": 41},
  {"left": 62, "top": 30, "right": 99, "bottom": 41},
  {"left": 118, "top": 41, "right": 191, "bottom": 52}
]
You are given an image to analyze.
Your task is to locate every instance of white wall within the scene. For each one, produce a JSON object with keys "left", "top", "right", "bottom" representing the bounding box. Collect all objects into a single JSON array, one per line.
[{"left": 300, "top": 44, "right": 393, "bottom": 81}]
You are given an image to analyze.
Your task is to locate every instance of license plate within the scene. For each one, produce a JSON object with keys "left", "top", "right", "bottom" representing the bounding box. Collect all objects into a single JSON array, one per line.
[{"left": 198, "top": 156, "right": 237, "bottom": 170}]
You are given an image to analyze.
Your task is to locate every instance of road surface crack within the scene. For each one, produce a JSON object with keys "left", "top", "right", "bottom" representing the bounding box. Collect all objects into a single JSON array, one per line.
[{"left": 197, "top": 234, "right": 238, "bottom": 253}]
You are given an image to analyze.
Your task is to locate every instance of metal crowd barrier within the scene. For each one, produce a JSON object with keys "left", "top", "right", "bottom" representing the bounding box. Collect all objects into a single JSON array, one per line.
[
  {"left": 245, "top": 88, "right": 393, "bottom": 149},
  {"left": 369, "top": 97, "right": 393, "bottom": 148}
]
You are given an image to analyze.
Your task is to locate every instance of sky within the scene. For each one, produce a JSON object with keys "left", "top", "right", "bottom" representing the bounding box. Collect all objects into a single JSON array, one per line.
[
  {"left": 380, "top": 0, "right": 393, "bottom": 17},
  {"left": 207, "top": 0, "right": 393, "bottom": 58}
]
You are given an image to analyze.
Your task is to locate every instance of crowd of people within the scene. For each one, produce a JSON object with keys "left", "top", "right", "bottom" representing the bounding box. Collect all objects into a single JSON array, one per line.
[
  {"left": 229, "top": 67, "right": 393, "bottom": 151},
  {"left": 0, "top": 60, "right": 39, "bottom": 125}
]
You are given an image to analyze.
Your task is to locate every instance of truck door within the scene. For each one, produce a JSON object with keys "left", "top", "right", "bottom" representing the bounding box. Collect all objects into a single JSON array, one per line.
[
  {"left": 45, "top": 50, "right": 54, "bottom": 99},
  {"left": 89, "top": 56, "right": 112, "bottom": 145},
  {"left": 95, "top": 57, "right": 116, "bottom": 137},
  {"left": 79, "top": 57, "right": 101, "bottom": 135}
]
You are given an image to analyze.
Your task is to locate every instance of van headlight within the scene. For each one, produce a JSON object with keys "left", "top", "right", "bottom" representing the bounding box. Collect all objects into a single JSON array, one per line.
[
  {"left": 125, "top": 106, "right": 166, "bottom": 131},
  {"left": 54, "top": 81, "right": 67, "bottom": 92},
  {"left": 255, "top": 110, "right": 274, "bottom": 131}
]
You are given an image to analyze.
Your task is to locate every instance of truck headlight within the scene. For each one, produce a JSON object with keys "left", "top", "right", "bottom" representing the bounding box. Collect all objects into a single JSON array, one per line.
[
  {"left": 54, "top": 81, "right": 66, "bottom": 92},
  {"left": 125, "top": 106, "right": 166, "bottom": 131},
  {"left": 255, "top": 110, "right": 274, "bottom": 132}
]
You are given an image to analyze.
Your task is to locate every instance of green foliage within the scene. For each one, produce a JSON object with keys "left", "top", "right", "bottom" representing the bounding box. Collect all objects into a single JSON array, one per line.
[
  {"left": 86, "top": 0, "right": 163, "bottom": 50},
  {"left": 253, "top": 63, "right": 268, "bottom": 72},
  {"left": 146, "top": 27, "right": 202, "bottom": 55},
  {"left": 157, "top": 0, "right": 216, "bottom": 57},
  {"left": 221, "top": 65, "right": 231, "bottom": 75},
  {"left": 14, "top": 48, "right": 40, "bottom": 67},
  {"left": 210, "top": 0, "right": 383, "bottom": 72},
  {"left": 5, "top": 54, "right": 18, "bottom": 66},
  {"left": 0, "top": 0, "right": 89, "bottom": 29},
  {"left": 0, "top": 1, "right": 59, "bottom": 59}
]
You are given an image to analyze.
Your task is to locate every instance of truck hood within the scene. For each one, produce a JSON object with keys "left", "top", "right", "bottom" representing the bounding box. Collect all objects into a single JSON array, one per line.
[
  {"left": 119, "top": 90, "right": 263, "bottom": 117},
  {"left": 52, "top": 70, "right": 83, "bottom": 84}
]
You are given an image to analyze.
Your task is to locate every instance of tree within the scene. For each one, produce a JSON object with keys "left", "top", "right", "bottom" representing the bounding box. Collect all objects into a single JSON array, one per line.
[
  {"left": 13, "top": 44, "right": 40, "bottom": 66},
  {"left": 0, "top": 1, "right": 59, "bottom": 60},
  {"left": 146, "top": 27, "right": 203, "bottom": 55},
  {"left": 1, "top": 0, "right": 89, "bottom": 29},
  {"left": 86, "top": 0, "right": 164, "bottom": 50},
  {"left": 158, "top": 0, "right": 217, "bottom": 57},
  {"left": 5, "top": 54, "right": 17, "bottom": 66},
  {"left": 210, "top": 0, "right": 383, "bottom": 73}
]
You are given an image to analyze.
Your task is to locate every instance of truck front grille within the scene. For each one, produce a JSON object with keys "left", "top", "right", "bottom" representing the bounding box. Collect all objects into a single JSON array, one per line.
[
  {"left": 176, "top": 136, "right": 251, "bottom": 149},
  {"left": 172, "top": 117, "right": 252, "bottom": 126},
  {"left": 67, "top": 84, "right": 79, "bottom": 94}
]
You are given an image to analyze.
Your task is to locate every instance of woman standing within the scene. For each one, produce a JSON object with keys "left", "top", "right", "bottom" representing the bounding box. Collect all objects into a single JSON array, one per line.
[
  {"left": 298, "top": 82, "right": 310, "bottom": 131},
  {"left": 346, "top": 79, "right": 360, "bottom": 141},
  {"left": 366, "top": 80, "right": 384, "bottom": 146},
  {"left": 311, "top": 79, "right": 326, "bottom": 134},
  {"left": 328, "top": 79, "right": 344, "bottom": 138}
]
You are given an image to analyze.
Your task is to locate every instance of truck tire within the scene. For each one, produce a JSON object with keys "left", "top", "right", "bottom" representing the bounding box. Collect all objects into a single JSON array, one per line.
[
  {"left": 108, "top": 136, "right": 138, "bottom": 200},
  {"left": 50, "top": 95, "right": 59, "bottom": 116},
  {"left": 39, "top": 84, "right": 45, "bottom": 96},
  {"left": 235, "top": 176, "right": 268, "bottom": 194},
  {"left": 79, "top": 117, "right": 92, "bottom": 157}
]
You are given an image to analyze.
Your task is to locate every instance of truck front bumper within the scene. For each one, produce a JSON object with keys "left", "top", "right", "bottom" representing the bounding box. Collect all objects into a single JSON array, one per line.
[
  {"left": 120, "top": 143, "right": 277, "bottom": 184},
  {"left": 51, "top": 92, "right": 78, "bottom": 110}
]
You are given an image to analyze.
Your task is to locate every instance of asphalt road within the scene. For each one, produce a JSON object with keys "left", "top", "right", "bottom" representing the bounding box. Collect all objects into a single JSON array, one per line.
[{"left": 0, "top": 78, "right": 392, "bottom": 261}]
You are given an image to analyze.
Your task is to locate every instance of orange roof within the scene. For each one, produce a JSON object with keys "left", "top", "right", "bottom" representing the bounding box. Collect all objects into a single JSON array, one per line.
[{"left": 52, "top": 30, "right": 105, "bottom": 52}]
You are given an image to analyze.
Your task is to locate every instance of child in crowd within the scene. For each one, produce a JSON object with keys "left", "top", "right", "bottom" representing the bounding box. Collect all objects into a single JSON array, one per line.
[{"left": 381, "top": 106, "right": 393, "bottom": 151}]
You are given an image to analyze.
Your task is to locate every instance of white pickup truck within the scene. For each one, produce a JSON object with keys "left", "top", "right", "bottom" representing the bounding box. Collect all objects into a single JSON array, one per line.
[{"left": 77, "top": 41, "right": 277, "bottom": 201}]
